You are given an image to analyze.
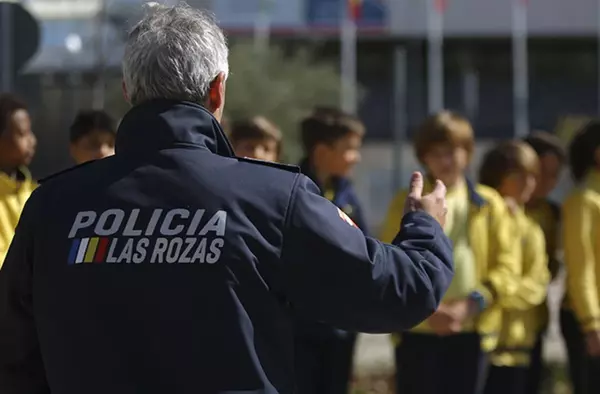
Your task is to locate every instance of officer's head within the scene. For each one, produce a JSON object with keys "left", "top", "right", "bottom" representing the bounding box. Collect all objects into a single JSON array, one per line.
[
  {"left": 69, "top": 110, "right": 116, "bottom": 165},
  {"left": 414, "top": 110, "right": 474, "bottom": 189},
  {"left": 229, "top": 116, "right": 282, "bottom": 162},
  {"left": 301, "top": 107, "right": 364, "bottom": 178},
  {"left": 0, "top": 93, "right": 36, "bottom": 170},
  {"left": 122, "top": 3, "right": 229, "bottom": 122}
]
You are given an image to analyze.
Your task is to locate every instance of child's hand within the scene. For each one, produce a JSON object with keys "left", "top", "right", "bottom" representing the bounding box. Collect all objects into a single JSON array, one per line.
[{"left": 428, "top": 304, "right": 462, "bottom": 336}]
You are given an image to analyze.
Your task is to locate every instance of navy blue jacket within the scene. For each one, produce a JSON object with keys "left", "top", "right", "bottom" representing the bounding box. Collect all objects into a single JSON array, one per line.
[
  {"left": 0, "top": 100, "right": 453, "bottom": 394},
  {"left": 295, "top": 159, "right": 368, "bottom": 339},
  {"left": 298, "top": 159, "right": 368, "bottom": 234}
]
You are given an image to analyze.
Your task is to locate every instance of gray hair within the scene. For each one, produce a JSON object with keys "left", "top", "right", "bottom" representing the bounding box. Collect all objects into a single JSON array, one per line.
[{"left": 122, "top": 2, "right": 229, "bottom": 106}]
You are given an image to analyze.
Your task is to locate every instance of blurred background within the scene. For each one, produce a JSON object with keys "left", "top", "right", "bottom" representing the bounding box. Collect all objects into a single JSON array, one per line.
[
  {"left": 3, "top": 0, "right": 596, "bottom": 230},
  {"left": 0, "top": 1, "right": 596, "bottom": 392}
]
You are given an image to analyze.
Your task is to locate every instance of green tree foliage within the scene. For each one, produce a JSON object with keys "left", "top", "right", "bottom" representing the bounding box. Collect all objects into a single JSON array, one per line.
[
  {"left": 225, "top": 41, "right": 344, "bottom": 162},
  {"left": 106, "top": 39, "right": 349, "bottom": 162}
]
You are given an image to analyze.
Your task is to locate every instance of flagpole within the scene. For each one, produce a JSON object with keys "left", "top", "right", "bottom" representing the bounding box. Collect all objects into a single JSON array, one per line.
[
  {"left": 427, "top": 0, "right": 444, "bottom": 113},
  {"left": 340, "top": 1, "right": 357, "bottom": 114},
  {"left": 393, "top": 46, "right": 408, "bottom": 191},
  {"left": 254, "top": 0, "right": 272, "bottom": 53},
  {"left": 512, "top": 0, "right": 529, "bottom": 138}
]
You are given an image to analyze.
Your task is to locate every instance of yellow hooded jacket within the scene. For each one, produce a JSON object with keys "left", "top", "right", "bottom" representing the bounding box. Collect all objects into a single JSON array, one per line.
[
  {"left": 380, "top": 180, "right": 519, "bottom": 351},
  {"left": 562, "top": 170, "right": 600, "bottom": 332},
  {"left": 492, "top": 206, "right": 549, "bottom": 367},
  {"left": 0, "top": 167, "right": 37, "bottom": 268}
]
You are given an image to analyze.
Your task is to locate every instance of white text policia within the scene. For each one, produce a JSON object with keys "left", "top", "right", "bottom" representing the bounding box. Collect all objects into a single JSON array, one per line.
[{"left": 67, "top": 208, "right": 227, "bottom": 265}]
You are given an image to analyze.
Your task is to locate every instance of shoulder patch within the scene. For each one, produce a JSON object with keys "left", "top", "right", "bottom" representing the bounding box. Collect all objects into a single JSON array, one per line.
[
  {"left": 236, "top": 157, "right": 300, "bottom": 173},
  {"left": 38, "top": 160, "right": 98, "bottom": 184},
  {"left": 337, "top": 207, "right": 358, "bottom": 228}
]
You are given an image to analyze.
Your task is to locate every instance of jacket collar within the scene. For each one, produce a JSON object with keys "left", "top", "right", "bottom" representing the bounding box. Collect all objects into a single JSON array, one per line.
[
  {"left": 0, "top": 166, "right": 32, "bottom": 190},
  {"left": 115, "top": 99, "right": 234, "bottom": 157},
  {"left": 466, "top": 178, "right": 486, "bottom": 207},
  {"left": 585, "top": 169, "right": 600, "bottom": 193}
]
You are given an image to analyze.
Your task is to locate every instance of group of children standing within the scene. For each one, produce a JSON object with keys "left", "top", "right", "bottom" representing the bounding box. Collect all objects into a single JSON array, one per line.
[
  {"left": 2, "top": 90, "right": 600, "bottom": 394},
  {"left": 224, "top": 107, "right": 600, "bottom": 394}
]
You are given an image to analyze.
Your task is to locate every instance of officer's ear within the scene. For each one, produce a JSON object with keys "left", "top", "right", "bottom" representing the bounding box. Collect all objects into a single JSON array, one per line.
[
  {"left": 122, "top": 80, "right": 131, "bottom": 105},
  {"left": 206, "top": 72, "right": 226, "bottom": 122}
]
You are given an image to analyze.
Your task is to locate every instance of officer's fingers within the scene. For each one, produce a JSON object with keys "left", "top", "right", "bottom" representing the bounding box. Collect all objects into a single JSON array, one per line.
[
  {"left": 431, "top": 179, "right": 447, "bottom": 199},
  {"left": 407, "top": 172, "right": 424, "bottom": 199}
]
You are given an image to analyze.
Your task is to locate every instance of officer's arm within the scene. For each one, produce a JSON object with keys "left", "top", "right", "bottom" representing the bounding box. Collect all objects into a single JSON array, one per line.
[
  {"left": 0, "top": 192, "right": 50, "bottom": 394},
  {"left": 279, "top": 175, "right": 453, "bottom": 333}
]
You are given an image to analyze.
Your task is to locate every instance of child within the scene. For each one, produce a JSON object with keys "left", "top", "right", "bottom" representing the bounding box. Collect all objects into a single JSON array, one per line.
[
  {"left": 293, "top": 106, "right": 367, "bottom": 394},
  {"left": 479, "top": 141, "right": 550, "bottom": 394},
  {"left": 523, "top": 131, "right": 566, "bottom": 394},
  {"left": 380, "top": 111, "right": 518, "bottom": 394},
  {"left": 229, "top": 116, "right": 281, "bottom": 162},
  {"left": 69, "top": 110, "right": 116, "bottom": 164},
  {"left": 0, "top": 94, "right": 37, "bottom": 267},
  {"left": 561, "top": 122, "right": 600, "bottom": 394}
]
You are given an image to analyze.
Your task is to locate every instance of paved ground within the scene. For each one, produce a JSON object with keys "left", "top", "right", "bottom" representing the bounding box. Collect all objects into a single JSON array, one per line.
[{"left": 353, "top": 272, "right": 567, "bottom": 376}]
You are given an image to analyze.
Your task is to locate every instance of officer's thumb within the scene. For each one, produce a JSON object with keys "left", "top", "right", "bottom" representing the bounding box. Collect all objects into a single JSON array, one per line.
[
  {"left": 408, "top": 172, "right": 424, "bottom": 199},
  {"left": 431, "top": 179, "right": 447, "bottom": 199}
]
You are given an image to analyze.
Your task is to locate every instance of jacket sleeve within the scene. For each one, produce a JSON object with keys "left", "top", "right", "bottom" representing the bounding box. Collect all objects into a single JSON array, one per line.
[
  {"left": 278, "top": 175, "right": 454, "bottom": 333},
  {"left": 563, "top": 192, "right": 600, "bottom": 332},
  {"left": 480, "top": 195, "right": 521, "bottom": 308},
  {"left": 504, "top": 222, "right": 550, "bottom": 310},
  {"left": 0, "top": 191, "right": 50, "bottom": 394}
]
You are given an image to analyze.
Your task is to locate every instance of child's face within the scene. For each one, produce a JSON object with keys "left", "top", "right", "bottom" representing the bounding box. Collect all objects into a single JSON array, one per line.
[
  {"left": 70, "top": 129, "right": 115, "bottom": 165},
  {"left": 532, "top": 153, "right": 562, "bottom": 199},
  {"left": 0, "top": 109, "right": 36, "bottom": 169},
  {"left": 233, "top": 138, "right": 279, "bottom": 162},
  {"left": 314, "top": 132, "right": 362, "bottom": 178},
  {"left": 500, "top": 171, "right": 537, "bottom": 204},
  {"left": 422, "top": 144, "right": 469, "bottom": 187}
]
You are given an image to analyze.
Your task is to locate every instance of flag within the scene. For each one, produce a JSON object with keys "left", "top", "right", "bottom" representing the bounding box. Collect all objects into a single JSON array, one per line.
[
  {"left": 348, "top": 0, "right": 362, "bottom": 21},
  {"left": 434, "top": 0, "right": 447, "bottom": 13}
]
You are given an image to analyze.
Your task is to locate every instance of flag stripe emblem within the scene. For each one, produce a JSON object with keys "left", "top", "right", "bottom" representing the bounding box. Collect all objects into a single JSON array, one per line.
[
  {"left": 84, "top": 237, "right": 99, "bottom": 263},
  {"left": 75, "top": 238, "right": 89, "bottom": 264},
  {"left": 68, "top": 238, "right": 81, "bottom": 265},
  {"left": 95, "top": 238, "right": 110, "bottom": 263}
]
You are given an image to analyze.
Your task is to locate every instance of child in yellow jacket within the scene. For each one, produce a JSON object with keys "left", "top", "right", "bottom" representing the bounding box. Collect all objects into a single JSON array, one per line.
[
  {"left": 381, "top": 111, "right": 518, "bottom": 394},
  {"left": 479, "top": 141, "right": 550, "bottom": 394},
  {"left": 523, "top": 131, "right": 565, "bottom": 394},
  {"left": 0, "top": 94, "right": 37, "bottom": 267},
  {"left": 561, "top": 122, "right": 600, "bottom": 394}
]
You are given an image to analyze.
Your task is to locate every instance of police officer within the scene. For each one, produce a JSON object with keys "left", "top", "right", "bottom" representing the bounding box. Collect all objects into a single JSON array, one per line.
[{"left": 0, "top": 4, "right": 453, "bottom": 394}]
